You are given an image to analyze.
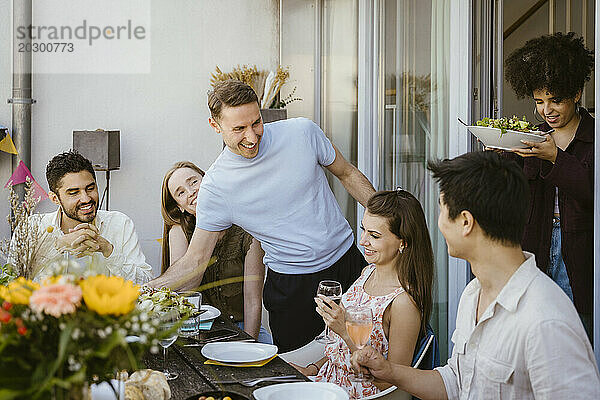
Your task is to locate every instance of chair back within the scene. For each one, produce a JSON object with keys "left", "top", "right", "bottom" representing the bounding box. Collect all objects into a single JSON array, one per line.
[{"left": 411, "top": 323, "right": 440, "bottom": 370}]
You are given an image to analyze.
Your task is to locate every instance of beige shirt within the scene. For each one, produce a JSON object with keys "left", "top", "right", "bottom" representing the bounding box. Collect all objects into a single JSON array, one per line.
[
  {"left": 436, "top": 252, "right": 600, "bottom": 399},
  {"left": 22, "top": 209, "right": 152, "bottom": 285}
]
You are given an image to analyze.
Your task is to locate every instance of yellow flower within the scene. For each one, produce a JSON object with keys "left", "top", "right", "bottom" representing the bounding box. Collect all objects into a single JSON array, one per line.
[
  {"left": 0, "top": 277, "right": 40, "bottom": 304},
  {"left": 80, "top": 275, "right": 140, "bottom": 315},
  {"left": 41, "top": 275, "right": 68, "bottom": 285}
]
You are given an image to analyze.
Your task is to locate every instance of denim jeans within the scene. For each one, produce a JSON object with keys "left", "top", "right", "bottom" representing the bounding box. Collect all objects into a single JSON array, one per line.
[
  {"left": 548, "top": 219, "right": 574, "bottom": 302},
  {"left": 236, "top": 322, "right": 273, "bottom": 344}
]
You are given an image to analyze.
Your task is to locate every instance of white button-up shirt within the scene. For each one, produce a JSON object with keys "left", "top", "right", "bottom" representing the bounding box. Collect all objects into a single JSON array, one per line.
[
  {"left": 436, "top": 252, "right": 600, "bottom": 399},
  {"left": 21, "top": 209, "right": 152, "bottom": 285}
]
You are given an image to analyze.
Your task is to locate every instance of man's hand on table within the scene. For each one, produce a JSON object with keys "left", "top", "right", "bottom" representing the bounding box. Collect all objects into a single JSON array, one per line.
[{"left": 55, "top": 223, "right": 113, "bottom": 258}]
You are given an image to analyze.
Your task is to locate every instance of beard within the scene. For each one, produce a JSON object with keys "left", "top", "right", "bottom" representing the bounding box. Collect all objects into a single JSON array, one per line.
[{"left": 60, "top": 200, "right": 97, "bottom": 224}]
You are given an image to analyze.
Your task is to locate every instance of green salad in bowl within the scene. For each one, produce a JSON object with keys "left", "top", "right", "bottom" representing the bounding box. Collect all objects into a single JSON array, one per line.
[{"left": 475, "top": 116, "right": 536, "bottom": 135}]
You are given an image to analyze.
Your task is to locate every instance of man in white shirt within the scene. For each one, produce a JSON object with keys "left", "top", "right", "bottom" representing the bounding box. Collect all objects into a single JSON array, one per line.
[
  {"left": 351, "top": 151, "right": 600, "bottom": 399},
  {"left": 19, "top": 150, "right": 152, "bottom": 284}
]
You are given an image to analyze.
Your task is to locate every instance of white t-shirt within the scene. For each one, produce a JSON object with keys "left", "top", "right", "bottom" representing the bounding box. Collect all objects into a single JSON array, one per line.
[{"left": 195, "top": 117, "right": 354, "bottom": 274}]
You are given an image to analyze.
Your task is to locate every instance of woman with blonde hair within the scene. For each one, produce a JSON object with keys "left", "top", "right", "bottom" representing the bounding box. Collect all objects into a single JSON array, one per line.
[{"left": 161, "top": 161, "right": 270, "bottom": 342}]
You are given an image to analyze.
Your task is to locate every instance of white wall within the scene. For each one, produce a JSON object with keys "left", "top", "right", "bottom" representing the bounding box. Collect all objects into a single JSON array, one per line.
[
  {"left": 0, "top": 0, "right": 280, "bottom": 275},
  {"left": 0, "top": 0, "right": 12, "bottom": 244}
]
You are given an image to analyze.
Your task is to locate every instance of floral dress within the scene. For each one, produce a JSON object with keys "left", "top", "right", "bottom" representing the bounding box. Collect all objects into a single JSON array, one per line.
[{"left": 315, "top": 264, "right": 405, "bottom": 399}]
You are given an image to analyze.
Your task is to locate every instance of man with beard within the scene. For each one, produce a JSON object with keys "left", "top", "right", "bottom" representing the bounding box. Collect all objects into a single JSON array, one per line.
[{"left": 17, "top": 150, "right": 152, "bottom": 284}]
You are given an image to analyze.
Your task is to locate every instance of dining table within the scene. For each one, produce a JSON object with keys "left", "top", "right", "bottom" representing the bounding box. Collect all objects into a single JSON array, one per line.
[{"left": 143, "top": 315, "right": 311, "bottom": 399}]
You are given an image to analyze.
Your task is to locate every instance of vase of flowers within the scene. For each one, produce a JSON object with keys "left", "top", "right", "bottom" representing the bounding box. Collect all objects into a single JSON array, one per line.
[{"left": 0, "top": 274, "right": 181, "bottom": 399}]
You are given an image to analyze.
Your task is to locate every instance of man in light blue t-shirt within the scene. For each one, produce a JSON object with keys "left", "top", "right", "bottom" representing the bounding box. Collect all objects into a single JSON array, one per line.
[{"left": 151, "top": 80, "right": 375, "bottom": 351}]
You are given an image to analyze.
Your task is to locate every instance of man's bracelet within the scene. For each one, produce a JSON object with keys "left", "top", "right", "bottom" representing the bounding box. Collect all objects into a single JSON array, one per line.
[{"left": 307, "top": 363, "right": 320, "bottom": 375}]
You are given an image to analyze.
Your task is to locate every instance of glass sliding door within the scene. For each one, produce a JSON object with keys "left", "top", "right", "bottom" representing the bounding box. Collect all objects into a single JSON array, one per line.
[
  {"left": 379, "top": 0, "right": 450, "bottom": 360},
  {"left": 321, "top": 0, "right": 359, "bottom": 230},
  {"left": 282, "top": 0, "right": 453, "bottom": 360},
  {"left": 281, "top": 0, "right": 359, "bottom": 232}
]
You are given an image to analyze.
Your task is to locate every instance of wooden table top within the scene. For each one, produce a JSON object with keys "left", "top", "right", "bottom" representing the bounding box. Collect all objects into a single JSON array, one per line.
[{"left": 144, "top": 317, "right": 310, "bottom": 399}]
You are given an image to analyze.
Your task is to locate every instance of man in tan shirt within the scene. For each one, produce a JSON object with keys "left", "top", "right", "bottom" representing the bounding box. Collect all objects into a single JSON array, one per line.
[{"left": 351, "top": 151, "right": 599, "bottom": 399}]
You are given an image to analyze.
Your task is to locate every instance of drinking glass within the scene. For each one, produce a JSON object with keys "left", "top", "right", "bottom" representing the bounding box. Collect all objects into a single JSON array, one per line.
[
  {"left": 158, "top": 308, "right": 180, "bottom": 380},
  {"left": 314, "top": 280, "right": 343, "bottom": 344},
  {"left": 178, "top": 291, "right": 202, "bottom": 337},
  {"left": 345, "top": 306, "right": 374, "bottom": 382}
]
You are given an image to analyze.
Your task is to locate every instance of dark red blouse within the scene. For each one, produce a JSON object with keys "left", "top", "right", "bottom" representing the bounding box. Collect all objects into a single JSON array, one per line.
[{"left": 505, "top": 108, "right": 594, "bottom": 315}]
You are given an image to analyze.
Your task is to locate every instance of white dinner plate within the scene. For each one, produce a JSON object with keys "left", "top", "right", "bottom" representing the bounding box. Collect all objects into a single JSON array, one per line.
[
  {"left": 253, "top": 382, "right": 349, "bottom": 400},
  {"left": 467, "top": 125, "right": 547, "bottom": 150},
  {"left": 199, "top": 304, "right": 221, "bottom": 322},
  {"left": 201, "top": 342, "right": 278, "bottom": 363}
]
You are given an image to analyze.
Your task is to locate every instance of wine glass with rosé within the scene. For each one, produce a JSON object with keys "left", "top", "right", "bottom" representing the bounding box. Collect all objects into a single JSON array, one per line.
[{"left": 345, "top": 306, "right": 374, "bottom": 382}]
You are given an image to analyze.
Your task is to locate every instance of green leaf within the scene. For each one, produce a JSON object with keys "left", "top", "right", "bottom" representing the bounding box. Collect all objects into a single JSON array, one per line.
[
  {"left": 0, "top": 389, "right": 22, "bottom": 400},
  {"left": 33, "top": 322, "right": 74, "bottom": 396},
  {"left": 92, "top": 332, "right": 122, "bottom": 358}
]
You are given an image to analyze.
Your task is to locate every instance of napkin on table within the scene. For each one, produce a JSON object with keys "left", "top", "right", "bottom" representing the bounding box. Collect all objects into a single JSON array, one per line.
[{"left": 204, "top": 355, "right": 278, "bottom": 367}]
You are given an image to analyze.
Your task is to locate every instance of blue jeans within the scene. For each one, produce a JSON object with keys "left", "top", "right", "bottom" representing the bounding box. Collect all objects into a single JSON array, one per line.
[
  {"left": 548, "top": 219, "right": 574, "bottom": 301},
  {"left": 236, "top": 322, "right": 273, "bottom": 344}
]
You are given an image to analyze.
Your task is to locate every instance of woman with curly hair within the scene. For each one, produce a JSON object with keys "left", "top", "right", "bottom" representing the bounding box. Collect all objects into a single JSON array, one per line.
[
  {"left": 161, "top": 161, "right": 271, "bottom": 343},
  {"left": 504, "top": 32, "right": 594, "bottom": 338}
]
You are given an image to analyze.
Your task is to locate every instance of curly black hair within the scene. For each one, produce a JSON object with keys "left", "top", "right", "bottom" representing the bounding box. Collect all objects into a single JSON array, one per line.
[
  {"left": 46, "top": 150, "right": 96, "bottom": 193},
  {"left": 505, "top": 32, "right": 593, "bottom": 100}
]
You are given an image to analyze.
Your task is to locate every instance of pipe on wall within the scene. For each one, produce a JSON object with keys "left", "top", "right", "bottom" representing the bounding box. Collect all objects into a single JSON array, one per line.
[{"left": 10, "top": 0, "right": 33, "bottom": 196}]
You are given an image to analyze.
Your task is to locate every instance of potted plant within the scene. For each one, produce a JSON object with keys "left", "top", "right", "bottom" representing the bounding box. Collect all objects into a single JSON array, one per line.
[{"left": 210, "top": 64, "right": 301, "bottom": 123}]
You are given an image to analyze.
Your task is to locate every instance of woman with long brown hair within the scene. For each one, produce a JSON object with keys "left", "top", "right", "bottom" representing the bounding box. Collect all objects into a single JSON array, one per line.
[
  {"left": 161, "top": 161, "right": 270, "bottom": 342},
  {"left": 292, "top": 189, "right": 434, "bottom": 399}
]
